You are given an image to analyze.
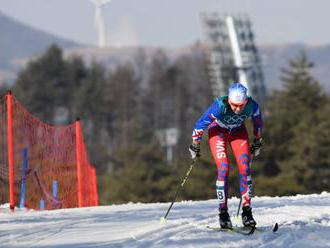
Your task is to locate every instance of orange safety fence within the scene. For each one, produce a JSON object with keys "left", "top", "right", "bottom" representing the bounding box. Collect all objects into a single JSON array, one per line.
[{"left": 0, "top": 92, "right": 98, "bottom": 210}]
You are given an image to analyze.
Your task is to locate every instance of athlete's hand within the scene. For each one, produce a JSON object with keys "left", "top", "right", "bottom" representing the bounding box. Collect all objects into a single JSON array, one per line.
[
  {"left": 189, "top": 142, "right": 200, "bottom": 159},
  {"left": 250, "top": 137, "right": 262, "bottom": 157}
]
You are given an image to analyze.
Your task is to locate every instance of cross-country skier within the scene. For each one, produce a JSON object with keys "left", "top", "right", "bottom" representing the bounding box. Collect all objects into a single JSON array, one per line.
[{"left": 189, "top": 82, "right": 263, "bottom": 229}]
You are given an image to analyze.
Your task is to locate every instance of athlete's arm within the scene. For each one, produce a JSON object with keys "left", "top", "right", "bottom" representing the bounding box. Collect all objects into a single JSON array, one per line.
[{"left": 192, "top": 101, "right": 221, "bottom": 142}]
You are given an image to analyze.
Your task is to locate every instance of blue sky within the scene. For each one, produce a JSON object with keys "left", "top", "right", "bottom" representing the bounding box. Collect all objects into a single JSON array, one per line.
[{"left": 0, "top": 0, "right": 329, "bottom": 47}]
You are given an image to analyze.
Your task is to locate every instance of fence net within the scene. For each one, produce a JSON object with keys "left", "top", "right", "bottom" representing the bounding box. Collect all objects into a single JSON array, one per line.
[{"left": 0, "top": 93, "right": 98, "bottom": 210}]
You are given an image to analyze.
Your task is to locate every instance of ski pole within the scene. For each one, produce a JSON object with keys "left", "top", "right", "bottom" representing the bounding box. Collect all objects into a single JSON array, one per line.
[
  {"left": 236, "top": 197, "right": 242, "bottom": 217},
  {"left": 160, "top": 158, "right": 198, "bottom": 223},
  {"left": 236, "top": 151, "right": 255, "bottom": 217}
]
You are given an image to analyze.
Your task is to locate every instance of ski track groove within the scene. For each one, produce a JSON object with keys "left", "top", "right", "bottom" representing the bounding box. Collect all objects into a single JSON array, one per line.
[{"left": 121, "top": 216, "right": 281, "bottom": 248}]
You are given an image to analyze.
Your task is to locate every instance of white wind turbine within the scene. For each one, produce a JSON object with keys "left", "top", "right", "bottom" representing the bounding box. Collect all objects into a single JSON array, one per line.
[{"left": 89, "top": 0, "right": 113, "bottom": 48}]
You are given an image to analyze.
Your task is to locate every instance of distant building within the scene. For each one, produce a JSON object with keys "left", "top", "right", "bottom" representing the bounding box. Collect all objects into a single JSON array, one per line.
[{"left": 201, "top": 13, "right": 266, "bottom": 102}]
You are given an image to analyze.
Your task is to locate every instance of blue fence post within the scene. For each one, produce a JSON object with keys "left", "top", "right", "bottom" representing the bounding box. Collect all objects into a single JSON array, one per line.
[
  {"left": 19, "top": 148, "right": 28, "bottom": 208},
  {"left": 40, "top": 199, "right": 45, "bottom": 210},
  {"left": 52, "top": 180, "right": 58, "bottom": 208}
]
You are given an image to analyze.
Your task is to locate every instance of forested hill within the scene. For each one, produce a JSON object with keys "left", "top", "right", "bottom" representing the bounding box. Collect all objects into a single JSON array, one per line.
[
  {"left": 0, "top": 11, "right": 79, "bottom": 69},
  {"left": 6, "top": 44, "right": 330, "bottom": 205}
]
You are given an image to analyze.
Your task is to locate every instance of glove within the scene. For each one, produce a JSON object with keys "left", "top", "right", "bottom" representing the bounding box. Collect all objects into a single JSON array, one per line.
[
  {"left": 250, "top": 137, "right": 263, "bottom": 157},
  {"left": 189, "top": 142, "right": 200, "bottom": 159}
]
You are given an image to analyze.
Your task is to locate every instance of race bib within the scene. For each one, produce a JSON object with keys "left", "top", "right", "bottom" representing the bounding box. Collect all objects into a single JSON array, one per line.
[{"left": 216, "top": 180, "right": 226, "bottom": 203}]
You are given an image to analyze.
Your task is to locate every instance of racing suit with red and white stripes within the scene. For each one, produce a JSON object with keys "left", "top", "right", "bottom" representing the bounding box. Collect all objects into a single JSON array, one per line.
[{"left": 192, "top": 96, "right": 263, "bottom": 209}]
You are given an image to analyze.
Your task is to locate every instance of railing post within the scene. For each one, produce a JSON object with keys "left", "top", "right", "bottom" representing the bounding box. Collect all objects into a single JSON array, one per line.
[
  {"left": 19, "top": 148, "right": 28, "bottom": 208},
  {"left": 91, "top": 166, "right": 98, "bottom": 206},
  {"left": 7, "top": 91, "right": 15, "bottom": 210},
  {"left": 52, "top": 180, "right": 58, "bottom": 209},
  {"left": 75, "top": 118, "right": 83, "bottom": 207}
]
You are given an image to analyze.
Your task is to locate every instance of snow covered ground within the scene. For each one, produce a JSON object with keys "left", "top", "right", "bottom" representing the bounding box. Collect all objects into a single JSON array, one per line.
[{"left": 1, "top": 192, "right": 330, "bottom": 248}]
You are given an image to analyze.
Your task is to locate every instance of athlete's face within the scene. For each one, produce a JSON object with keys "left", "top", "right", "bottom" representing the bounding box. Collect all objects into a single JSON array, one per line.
[{"left": 229, "top": 99, "right": 247, "bottom": 114}]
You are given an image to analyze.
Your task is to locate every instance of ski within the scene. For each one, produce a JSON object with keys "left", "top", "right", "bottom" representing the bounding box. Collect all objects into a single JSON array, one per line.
[
  {"left": 206, "top": 222, "right": 278, "bottom": 235},
  {"left": 206, "top": 225, "right": 256, "bottom": 235},
  {"left": 272, "top": 223, "right": 279, "bottom": 232},
  {"left": 255, "top": 222, "right": 279, "bottom": 233}
]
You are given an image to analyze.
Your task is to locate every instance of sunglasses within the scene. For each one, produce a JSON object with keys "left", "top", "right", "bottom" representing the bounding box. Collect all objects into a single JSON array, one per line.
[{"left": 228, "top": 99, "right": 247, "bottom": 108}]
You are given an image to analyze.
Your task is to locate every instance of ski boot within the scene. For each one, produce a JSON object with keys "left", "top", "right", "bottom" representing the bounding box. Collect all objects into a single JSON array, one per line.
[
  {"left": 219, "top": 208, "right": 232, "bottom": 229},
  {"left": 241, "top": 206, "right": 256, "bottom": 227}
]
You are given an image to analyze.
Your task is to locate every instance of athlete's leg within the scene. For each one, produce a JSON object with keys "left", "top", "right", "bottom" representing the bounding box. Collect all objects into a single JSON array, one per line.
[
  {"left": 208, "top": 126, "right": 230, "bottom": 209},
  {"left": 230, "top": 127, "right": 252, "bottom": 207}
]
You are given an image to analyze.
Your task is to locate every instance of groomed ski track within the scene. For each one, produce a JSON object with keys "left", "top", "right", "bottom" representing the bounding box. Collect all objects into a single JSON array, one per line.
[{"left": 1, "top": 192, "right": 330, "bottom": 248}]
